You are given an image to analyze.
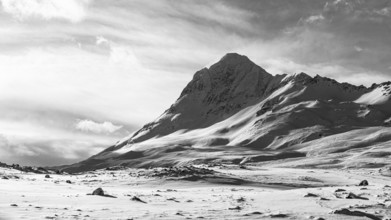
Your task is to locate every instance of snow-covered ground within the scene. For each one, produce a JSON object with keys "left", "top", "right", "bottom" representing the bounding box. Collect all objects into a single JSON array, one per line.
[{"left": 1, "top": 165, "right": 390, "bottom": 219}]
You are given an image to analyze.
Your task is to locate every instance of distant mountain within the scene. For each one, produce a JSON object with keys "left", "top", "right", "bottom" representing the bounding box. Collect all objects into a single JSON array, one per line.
[{"left": 63, "top": 53, "right": 391, "bottom": 172}]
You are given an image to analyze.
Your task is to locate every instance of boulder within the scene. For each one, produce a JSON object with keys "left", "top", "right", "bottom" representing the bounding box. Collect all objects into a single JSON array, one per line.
[
  {"left": 359, "top": 180, "right": 368, "bottom": 186},
  {"left": 92, "top": 188, "right": 105, "bottom": 196}
]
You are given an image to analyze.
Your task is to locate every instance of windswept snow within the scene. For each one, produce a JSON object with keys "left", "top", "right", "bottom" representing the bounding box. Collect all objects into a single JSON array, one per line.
[
  {"left": 1, "top": 165, "right": 391, "bottom": 219},
  {"left": 356, "top": 85, "right": 390, "bottom": 105}
]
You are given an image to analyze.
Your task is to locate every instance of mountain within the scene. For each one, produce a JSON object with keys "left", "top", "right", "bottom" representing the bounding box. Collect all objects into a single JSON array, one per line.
[{"left": 63, "top": 53, "right": 391, "bottom": 173}]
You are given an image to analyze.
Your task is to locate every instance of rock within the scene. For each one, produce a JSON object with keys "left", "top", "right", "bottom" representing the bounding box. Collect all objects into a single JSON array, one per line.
[
  {"left": 298, "top": 176, "right": 322, "bottom": 182},
  {"left": 334, "top": 188, "right": 346, "bottom": 192},
  {"left": 10, "top": 204, "right": 18, "bottom": 207},
  {"left": 332, "top": 208, "right": 381, "bottom": 220},
  {"left": 45, "top": 174, "right": 50, "bottom": 178},
  {"left": 237, "top": 197, "right": 246, "bottom": 202},
  {"left": 2, "top": 176, "right": 9, "bottom": 180},
  {"left": 92, "top": 188, "right": 104, "bottom": 196},
  {"left": 346, "top": 192, "right": 369, "bottom": 200},
  {"left": 147, "top": 166, "right": 215, "bottom": 178},
  {"left": 65, "top": 180, "right": 72, "bottom": 184},
  {"left": 308, "top": 217, "right": 325, "bottom": 220},
  {"left": 269, "top": 213, "right": 289, "bottom": 218},
  {"left": 244, "top": 211, "right": 262, "bottom": 216},
  {"left": 228, "top": 206, "right": 241, "bottom": 210},
  {"left": 359, "top": 180, "right": 368, "bottom": 186},
  {"left": 131, "top": 196, "right": 146, "bottom": 203},
  {"left": 304, "top": 193, "right": 319, "bottom": 197},
  {"left": 167, "top": 197, "right": 179, "bottom": 203}
]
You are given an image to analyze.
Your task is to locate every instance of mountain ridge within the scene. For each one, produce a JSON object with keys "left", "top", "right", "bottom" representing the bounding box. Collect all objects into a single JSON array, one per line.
[{"left": 62, "top": 53, "right": 391, "bottom": 173}]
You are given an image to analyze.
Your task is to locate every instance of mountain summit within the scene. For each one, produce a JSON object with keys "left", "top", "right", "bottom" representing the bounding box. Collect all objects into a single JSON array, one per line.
[
  {"left": 124, "top": 53, "right": 278, "bottom": 144},
  {"left": 63, "top": 54, "right": 391, "bottom": 172}
]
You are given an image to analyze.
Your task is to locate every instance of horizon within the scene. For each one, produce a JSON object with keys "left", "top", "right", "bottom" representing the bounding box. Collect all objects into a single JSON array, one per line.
[{"left": 1, "top": 0, "right": 391, "bottom": 166}]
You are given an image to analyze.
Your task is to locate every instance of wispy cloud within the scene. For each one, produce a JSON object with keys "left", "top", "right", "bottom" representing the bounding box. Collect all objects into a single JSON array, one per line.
[
  {"left": 0, "top": 118, "right": 116, "bottom": 166},
  {"left": 0, "top": 0, "right": 92, "bottom": 22},
  {"left": 375, "top": 7, "right": 391, "bottom": 16},
  {"left": 0, "top": 133, "right": 109, "bottom": 166},
  {"left": 304, "top": 14, "right": 325, "bottom": 24},
  {"left": 75, "top": 120, "right": 122, "bottom": 134}
]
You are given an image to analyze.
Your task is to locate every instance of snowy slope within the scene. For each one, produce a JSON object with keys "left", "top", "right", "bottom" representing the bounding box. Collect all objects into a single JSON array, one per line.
[{"left": 63, "top": 53, "right": 391, "bottom": 172}]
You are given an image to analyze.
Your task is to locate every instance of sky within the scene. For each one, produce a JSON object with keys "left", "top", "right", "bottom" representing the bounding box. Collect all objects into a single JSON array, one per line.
[{"left": 0, "top": 0, "right": 391, "bottom": 166}]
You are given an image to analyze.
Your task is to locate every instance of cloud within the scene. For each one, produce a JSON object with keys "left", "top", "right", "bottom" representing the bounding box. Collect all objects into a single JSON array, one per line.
[
  {"left": 75, "top": 120, "right": 122, "bottom": 134},
  {"left": 305, "top": 14, "right": 325, "bottom": 24},
  {"left": 0, "top": 133, "right": 108, "bottom": 166},
  {"left": 375, "top": 7, "right": 391, "bottom": 16},
  {"left": 96, "top": 36, "right": 109, "bottom": 45},
  {"left": 0, "top": 0, "right": 92, "bottom": 22},
  {"left": 0, "top": 104, "right": 132, "bottom": 166},
  {"left": 0, "top": 117, "right": 120, "bottom": 166},
  {"left": 354, "top": 46, "right": 363, "bottom": 52}
]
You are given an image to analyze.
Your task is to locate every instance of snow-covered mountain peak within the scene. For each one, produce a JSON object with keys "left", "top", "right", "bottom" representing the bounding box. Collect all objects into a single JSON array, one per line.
[
  {"left": 180, "top": 53, "right": 272, "bottom": 100},
  {"left": 282, "top": 72, "right": 312, "bottom": 84},
  {"left": 63, "top": 54, "right": 391, "bottom": 172},
  {"left": 125, "top": 53, "right": 279, "bottom": 145},
  {"left": 216, "top": 53, "right": 253, "bottom": 67}
]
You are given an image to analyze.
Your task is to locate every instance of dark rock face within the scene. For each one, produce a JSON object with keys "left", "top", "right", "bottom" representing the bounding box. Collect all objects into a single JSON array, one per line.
[
  {"left": 359, "top": 180, "right": 369, "bottom": 186},
  {"left": 128, "top": 53, "right": 280, "bottom": 144},
  {"left": 92, "top": 188, "right": 104, "bottom": 196}
]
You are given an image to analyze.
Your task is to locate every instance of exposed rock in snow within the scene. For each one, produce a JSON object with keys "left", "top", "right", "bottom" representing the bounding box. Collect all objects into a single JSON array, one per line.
[{"left": 92, "top": 187, "right": 104, "bottom": 196}]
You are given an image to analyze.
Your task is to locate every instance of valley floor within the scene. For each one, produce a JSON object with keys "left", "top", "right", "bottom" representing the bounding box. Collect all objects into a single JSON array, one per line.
[{"left": 0, "top": 165, "right": 390, "bottom": 220}]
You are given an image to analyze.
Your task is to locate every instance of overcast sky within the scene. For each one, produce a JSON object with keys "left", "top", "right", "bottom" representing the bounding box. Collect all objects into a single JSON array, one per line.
[{"left": 0, "top": 0, "right": 391, "bottom": 166}]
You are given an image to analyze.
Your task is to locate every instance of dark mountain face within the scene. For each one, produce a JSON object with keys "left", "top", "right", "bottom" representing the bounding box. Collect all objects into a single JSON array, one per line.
[
  {"left": 62, "top": 53, "right": 391, "bottom": 173},
  {"left": 128, "top": 53, "right": 283, "bottom": 144}
]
